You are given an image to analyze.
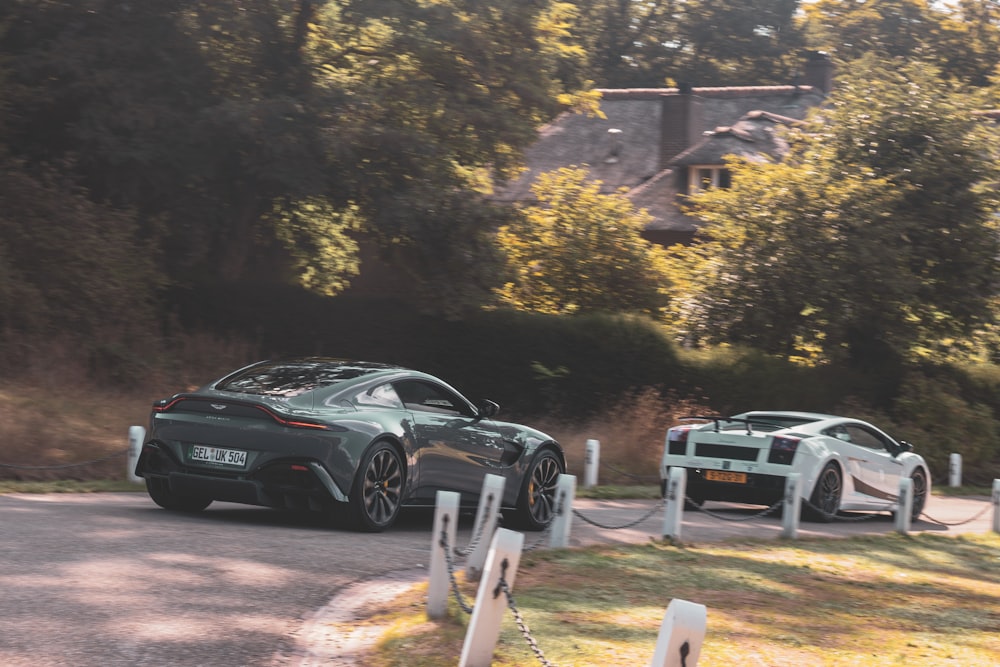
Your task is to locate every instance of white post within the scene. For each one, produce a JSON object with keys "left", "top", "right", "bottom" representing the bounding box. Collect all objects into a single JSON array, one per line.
[
  {"left": 466, "top": 474, "right": 506, "bottom": 581},
  {"left": 662, "top": 467, "right": 686, "bottom": 542},
  {"left": 992, "top": 479, "right": 1000, "bottom": 534},
  {"left": 782, "top": 473, "right": 801, "bottom": 539},
  {"left": 458, "top": 528, "right": 525, "bottom": 667},
  {"left": 126, "top": 426, "right": 145, "bottom": 484},
  {"left": 548, "top": 474, "right": 576, "bottom": 549},
  {"left": 584, "top": 439, "right": 600, "bottom": 488},
  {"left": 428, "top": 490, "right": 460, "bottom": 619},
  {"left": 649, "top": 598, "right": 707, "bottom": 667},
  {"left": 948, "top": 453, "right": 962, "bottom": 487},
  {"left": 895, "top": 477, "right": 913, "bottom": 534}
]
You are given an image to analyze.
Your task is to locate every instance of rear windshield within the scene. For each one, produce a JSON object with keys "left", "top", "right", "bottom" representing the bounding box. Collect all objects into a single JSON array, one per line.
[{"left": 216, "top": 360, "right": 395, "bottom": 397}]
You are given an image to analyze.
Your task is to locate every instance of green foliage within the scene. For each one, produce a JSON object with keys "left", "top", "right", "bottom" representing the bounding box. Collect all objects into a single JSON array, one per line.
[
  {"left": 803, "top": 0, "right": 1000, "bottom": 87},
  {"left": 495, "top": 167, "right": 673, "bottom": 317},
  {"left": 570, "top": 0, "right": 804, "bottom": 88},
  {"left": 267, "top": 197, "right": 362, "bottom": 296},
  {"left": 668, "top": 55, "right": 1000, "bottom": 367},
  {"left": 0, "top": 0, "right": 581, "bottom": 312},
  {"left": 889, "top": 372, "right": 1000, "bottom": 482},
  {"left": 0, "top": 158, "right": 162, "bottom": 372}
]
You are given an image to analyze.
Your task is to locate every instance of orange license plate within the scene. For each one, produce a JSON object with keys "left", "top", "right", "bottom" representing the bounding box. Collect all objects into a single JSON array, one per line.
[{"left": 705, "top": 470, "right": 747, "bottom": 483}]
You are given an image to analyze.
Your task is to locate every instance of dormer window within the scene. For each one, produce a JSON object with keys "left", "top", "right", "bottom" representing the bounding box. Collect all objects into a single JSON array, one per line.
[{"left": 687, "top": 165, "right": 730, "bottom": 193}]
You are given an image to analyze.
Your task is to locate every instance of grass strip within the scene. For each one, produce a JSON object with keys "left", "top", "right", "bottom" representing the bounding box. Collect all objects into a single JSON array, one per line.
[{"left": 369, "top": 533, "right": 1000, "bottom": 666}]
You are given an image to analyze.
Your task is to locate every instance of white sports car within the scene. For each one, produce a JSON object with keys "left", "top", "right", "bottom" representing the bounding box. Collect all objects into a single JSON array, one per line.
[{"left": 660, "top": 411, "right": 931, "bottom": 521}]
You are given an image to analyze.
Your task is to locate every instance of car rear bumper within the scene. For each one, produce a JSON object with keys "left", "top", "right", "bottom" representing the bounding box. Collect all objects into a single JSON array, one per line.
[
  {"left": 669, "top": 467, "right": 787, "bottom": 506},
  {"left": 137, "top": 441, "right": 350, "bottom": 511}
]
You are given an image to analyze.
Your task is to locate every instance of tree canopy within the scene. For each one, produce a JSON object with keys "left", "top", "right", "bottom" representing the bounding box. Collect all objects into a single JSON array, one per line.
[
  {"left": 0, "top": 0, "right": 580, "bottom": 322},
  {"left": 495, "top": 167, "right": 673, "bottom": 317},
  {"left": 666, "top": 55, "right": 1000, "bottom": 367}
]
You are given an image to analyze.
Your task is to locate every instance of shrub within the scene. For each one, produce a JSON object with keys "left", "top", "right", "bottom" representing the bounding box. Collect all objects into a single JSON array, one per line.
[{"left": 888, "top": 372, "right": 1000, "bottom": 485}]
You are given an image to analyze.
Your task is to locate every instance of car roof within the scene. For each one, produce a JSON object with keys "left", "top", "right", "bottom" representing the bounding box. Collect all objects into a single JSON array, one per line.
[{"left": 213, "top": 357, "right": 410, "bottom": 396}]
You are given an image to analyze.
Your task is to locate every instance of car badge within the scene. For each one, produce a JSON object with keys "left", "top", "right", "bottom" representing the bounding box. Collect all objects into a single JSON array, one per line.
[{"left": 211, "top": 404, "right": 228, "bottom": 411}]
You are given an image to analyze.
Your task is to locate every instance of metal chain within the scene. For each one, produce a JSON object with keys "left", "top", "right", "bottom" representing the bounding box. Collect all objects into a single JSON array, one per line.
[
  {"left": 438, "top": 523, "right": 474, "bottom": 614},
  {"left": 453, "top": 494, "right": 495, "bottom": 557},
  {"left": 919, "top": 501, "right": 993, "bottom": 526},
  {"left": 0, "top": 447, "right": 130, "bottom": 470},
  {"left": 687, "top": 496, "right": 785, "bottom": 522},
  {"left": 572, "top": 497, "right": 666, "bottom": 530},
  {"left": 494, "top": 560, "right": 555, "bottom": 667}
]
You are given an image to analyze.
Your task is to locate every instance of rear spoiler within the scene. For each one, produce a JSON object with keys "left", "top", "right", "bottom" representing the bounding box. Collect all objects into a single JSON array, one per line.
[{"left": 679, "top": 416, "right": 766, "bottom": 435}]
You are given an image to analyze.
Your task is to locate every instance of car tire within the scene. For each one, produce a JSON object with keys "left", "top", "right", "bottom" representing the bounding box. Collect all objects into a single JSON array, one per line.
[
  {"left": 145, "top": 477, "right": 212, "bottom": 512},
  {"left": 804, "top": 462, "right": 842, "bottom": 523},
  {"left": 508, "top": 449, "right": 564, "bottom": 531},
  {"left": 909, "top": 468, "right": 928, "bottom": 522},
  {"left": 348, "top": 441, "right": 404, "bottom": 532}
]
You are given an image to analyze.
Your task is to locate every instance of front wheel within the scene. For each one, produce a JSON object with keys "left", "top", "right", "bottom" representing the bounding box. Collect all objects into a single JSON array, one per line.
[
  {"left": 348, "top": 441, "right": 404, "bottom": 532},
  {"left": 145, "top": 477, "right": 212, "bottom": 512},
  {"left": 508, "top": 449, "right": 564, "bottom": 531},
  {"left": 804, "top": 462, "right": 842, "bottom": 523}
]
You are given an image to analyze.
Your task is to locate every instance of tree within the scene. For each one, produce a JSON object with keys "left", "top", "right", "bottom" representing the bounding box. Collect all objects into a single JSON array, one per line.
[
  {"left": 802, "top": 0, "right": 1000, "bottom": 87},
  {"left": 666, "top": 55, "right": 1000, "bottom": 367},
  {"left": 0, "top": 0, "right": 581, "bottom": 312},
  {"left": 495, "top": 167, "right": 673, "bottom": 317},
  {"left": 568, "top": 0, "right": 805, "bottom": 88}
]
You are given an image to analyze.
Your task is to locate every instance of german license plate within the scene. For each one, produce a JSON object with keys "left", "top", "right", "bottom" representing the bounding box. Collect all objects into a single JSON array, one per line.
[
  {"left": 705, "top": 470, "right": 747, "bottom": 483},
  {"left": 189, "top": 445, "right": 247, "bottom": 467}
]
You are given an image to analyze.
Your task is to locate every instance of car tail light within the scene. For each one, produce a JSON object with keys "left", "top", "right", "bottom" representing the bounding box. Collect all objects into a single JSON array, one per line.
[
  {"left": 667, "top": 426, "right": 695, "bottom": 456},
  {"left": 767, "top": 435, "right": 800, "bottom": 465},
  {"left": 152, "top": 396, "right": 330, "bottom": 429}
]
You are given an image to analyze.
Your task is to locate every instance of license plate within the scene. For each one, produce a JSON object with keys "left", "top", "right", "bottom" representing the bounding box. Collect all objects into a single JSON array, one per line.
[
  {"left": 189, "top": 445, "right": 247, "bottom": 467},
  {"left": 705, "top": 470, "right": 747, "bottom": 483}
]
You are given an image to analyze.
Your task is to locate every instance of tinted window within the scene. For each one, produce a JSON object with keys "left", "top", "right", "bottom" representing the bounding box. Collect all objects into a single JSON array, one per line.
[
  {"left": 394, "top": 380, "right": 473, "bottom": 417},
  {"left": 353, "top": 383, "right": 404, "bottom": 409},
  {"left": 842, "top": 424, "right": 888, "bottom": 451}
]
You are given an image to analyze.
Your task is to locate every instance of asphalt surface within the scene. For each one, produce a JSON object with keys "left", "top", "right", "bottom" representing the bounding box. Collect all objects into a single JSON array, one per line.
[{"left": 0, "top": 491, "right": 995, "bottom": 666}]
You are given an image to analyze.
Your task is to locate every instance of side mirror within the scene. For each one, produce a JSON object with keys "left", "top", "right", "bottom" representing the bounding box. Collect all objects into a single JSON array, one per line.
[
  {"left": 477, "top": 399, "right": 500, "bottom": 419},
  {"left": 897, "top": 440, "right": 914, "bottom": 454}
]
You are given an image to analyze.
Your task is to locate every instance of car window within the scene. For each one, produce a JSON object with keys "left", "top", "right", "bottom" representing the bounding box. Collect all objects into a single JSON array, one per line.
[
  {"left": 352, "top": 383, "right": 404, "bottom": 409},
  {"left": 823, "top": 425, "right": 852, "bottom": 442},
  {"left": 842, "top": 424, "right": 888, "bottom": 451},
  {"left": 394, "top": 380, "right": 474, "bottom": 417}
]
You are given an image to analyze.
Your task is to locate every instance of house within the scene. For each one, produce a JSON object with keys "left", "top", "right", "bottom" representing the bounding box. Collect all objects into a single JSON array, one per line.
[{"left": 493, "top": 51, "right": 836, "bottom": 246}]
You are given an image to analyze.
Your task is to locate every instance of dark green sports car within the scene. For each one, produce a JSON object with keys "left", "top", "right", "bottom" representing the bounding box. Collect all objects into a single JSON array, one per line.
[{"left": 134, "top": 357, "right": 565, "bottom": 531}]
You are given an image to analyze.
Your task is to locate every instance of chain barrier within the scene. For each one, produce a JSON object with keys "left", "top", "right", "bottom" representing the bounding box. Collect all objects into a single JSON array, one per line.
[
  {"left": 0, "top": 447, "right": 130, "bottom": 470},
  {"left": 919, "top": 501, "right": 994, "bottom": 527},
  {"left": 438, "top": 516, "right": 475, "bottom": 614},
  {"left": 495, "top": 559, "right": 555, "bottom": 667},
  {"left": 685, "top": 496, "right": 785, "bottom": 522},
  {"left": 572, "top": 497, "right": 666, "bottom": 530},
  {"left": 452, "top": 493, "right": 495, "bottom": 558}
]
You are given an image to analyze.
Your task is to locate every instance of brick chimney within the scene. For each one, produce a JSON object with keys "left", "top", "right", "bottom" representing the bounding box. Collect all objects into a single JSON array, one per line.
[
  {"left": 660, "top": 88, "right": 703, "bottom": 170},
  {"left": 804, "top": 51, "right": 835, "bottom": 94}
]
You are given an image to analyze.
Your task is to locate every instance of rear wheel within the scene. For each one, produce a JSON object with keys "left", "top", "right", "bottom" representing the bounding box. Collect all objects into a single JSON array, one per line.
[
  {"left": 909, "top": 468, "right": 928, "bottom": 522},
  {"left": 804, "top": 462, "right": 842, "bottom": 523},
  {"left": 509, "top": 449, "right": 564, "bottom": 531},
  {"left": 145, "top": 477, "right": 212, "bottom": 512},
  {"left": 348, "top": 441, "right": 404, "bottom": 532}
]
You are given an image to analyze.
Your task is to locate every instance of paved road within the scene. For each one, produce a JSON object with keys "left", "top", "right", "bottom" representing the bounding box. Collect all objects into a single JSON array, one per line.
[{"left": 0, "top": 492, "right": 994, "bottom": 666}]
